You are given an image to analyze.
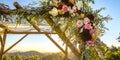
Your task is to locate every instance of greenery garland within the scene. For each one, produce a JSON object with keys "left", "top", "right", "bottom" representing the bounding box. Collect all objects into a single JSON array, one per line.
[{"left": 39, "top": 0, "right": 111, "bottom": 48}]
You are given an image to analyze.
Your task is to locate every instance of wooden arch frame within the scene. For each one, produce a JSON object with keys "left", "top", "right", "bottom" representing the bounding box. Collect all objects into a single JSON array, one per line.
[
  {"left": 0, "top": 2, "right": 82, "bottom": 60},
  {"left": 0, "top": 18, "right": 80, "bottom": 60}
]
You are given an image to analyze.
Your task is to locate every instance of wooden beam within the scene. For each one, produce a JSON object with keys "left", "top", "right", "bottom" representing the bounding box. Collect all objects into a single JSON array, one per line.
[
  {"left": 45, "top": 17, "right": 80, "bottom": 59},
  {"left": 3, "top": 34, "right": 28, "bottom": 54},
  {"left": 13, "top": 2, "right": 23, "bottom": 9},
  {"left": 0, "top": 10, "right": 13, "bottom": 14},
  {"left": 65, "top": 41, "right": 68, "bottom": 60},
  {"left": 7, "top": 31, "right": 56, "bottom": 34},
  {"left": 0, "top": 35, "right": 3, "bottom": 60},
  {"left": 2, "top": 29, "right": 7, "bottom": 46},
  {"left": 0, "top": 24, "right": 7, "bottom": 28},
  {"left": 26, "top": 18, "right": 41, "bottom": 32},
  {"left": 0, "top": 29, "right": 7, "bottom": 60},
  {"left": 2, "top": 29, "right": 7, "bottom": 51},
  {"left": 0, "top": 35, "right": 4, "bottom": 50},
  {"left": 0, "top": 24, "right": 15, "bottom": 32}
]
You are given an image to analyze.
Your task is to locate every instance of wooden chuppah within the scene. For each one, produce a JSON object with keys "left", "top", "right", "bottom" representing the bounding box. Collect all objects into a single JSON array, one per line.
[{"left": 0, "top": 2, "right": 81, "bottom": 60}]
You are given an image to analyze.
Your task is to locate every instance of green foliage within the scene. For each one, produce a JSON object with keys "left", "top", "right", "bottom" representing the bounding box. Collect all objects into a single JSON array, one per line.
[
  {"left": 3, "top": 54, "right": 41, "bottom": 60},
  {"left": 105, "top": 50, "right": 120, "bottom": 60},
  {"left": 11, "top": 55, "right": 23, "bottom": 60},
  {"left": 96, "top": 41, "right": 108, "bottom": 53},
  {"left": 80, "top": 46, "right": 102, "bottom": 60},
  {"left": 25, "top": 55, "right": 41, "bottom": 60},
  {"left": 3, "top": 55, "right": 11, "bottom": 60},
  {"left": 105, "top": 47, "right": 120, "bottom": 60},
  {"left": 2, "top": 53, "right": 67, "bottom": 60}
]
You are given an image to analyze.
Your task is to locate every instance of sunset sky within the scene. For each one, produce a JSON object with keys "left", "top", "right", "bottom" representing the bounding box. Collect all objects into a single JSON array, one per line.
[{"left": 1, "top": 0, "right": 120, "bottom": 52}]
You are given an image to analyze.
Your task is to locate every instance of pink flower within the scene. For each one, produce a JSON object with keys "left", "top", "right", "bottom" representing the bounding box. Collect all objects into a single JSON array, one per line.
[
  {"left": 77, "top": 20, "right": 83, "bottom": 28},
  {"left": 86, "top": 40, "right": 94, "bottom": 46},
  {"left": 84, "top": 17, "right": 90, "bottom": 24},
  {"left": 62, "top": 5, "right": 68, "bottom": 12},
  {"left": 84, "top": 24, "right": 92, "bottom": 30},
  {"left": 90, "top": 29, "right": 96, "bottom": 35},
  {"left": 72, "top": 6, "right": 77, "bottom": 12}
]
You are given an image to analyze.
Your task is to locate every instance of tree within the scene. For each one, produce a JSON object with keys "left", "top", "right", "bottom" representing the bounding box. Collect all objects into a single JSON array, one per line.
[
  {"left": 110, "top": 45, "right": 118, "bottom": 52},
  {"left": 3, "top": 55, "right": 11, "bottom": 60},
  {"left": 33, "top": 55, "right": 41, "bottom": 60},
  {"left": 105, "top": 47, "right": 120, "bottom": 60},
  {"left": 26, "top": 55, "right": 41, "bottom": 60},
  {"left": 10, "top": 55, "right": 23, "bottom": 60}
]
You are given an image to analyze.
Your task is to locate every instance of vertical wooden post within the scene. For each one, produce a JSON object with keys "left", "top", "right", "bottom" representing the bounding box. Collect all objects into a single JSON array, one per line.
[
  {"left": 0, "top": 53, "right": 2, "bottom": 60},
  {"left": 0, "top": 29, "right": 7, "bottom": 60},
  {"left": 65, "top": 41, "right": 68, "bottom": 60},
  {"left": 0, "top": 35, "right": 3, "bottom": 60}
]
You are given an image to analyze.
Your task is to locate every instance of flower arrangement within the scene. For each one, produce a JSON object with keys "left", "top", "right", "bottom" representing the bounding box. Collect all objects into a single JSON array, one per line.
[
  {"left": 48, "top": 0, "right": 83, "bottom": 17},
  {"left": 45, "top": 0, "right": 101, "bottom": 47}
]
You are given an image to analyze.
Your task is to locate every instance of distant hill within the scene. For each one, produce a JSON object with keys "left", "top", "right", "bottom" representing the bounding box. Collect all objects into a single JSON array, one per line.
[
  {"left": 6, "top": 51, "right": 66, "bottom": 60},
  {"left": 7, "top": 51, "right": 46, "bottom": 57},
  {"left": 5, "top": 40, "right": 109, "bottom": 60}
]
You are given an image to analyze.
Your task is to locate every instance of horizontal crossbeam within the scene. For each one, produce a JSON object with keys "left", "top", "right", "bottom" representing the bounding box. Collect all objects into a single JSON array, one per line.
[{"left": 7, "top": 31, "right": 56, "bottom": 34}]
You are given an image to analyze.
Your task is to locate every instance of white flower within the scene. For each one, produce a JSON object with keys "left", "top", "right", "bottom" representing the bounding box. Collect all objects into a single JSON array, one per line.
[
  {"left": 72, "top": 6, "right": 77, "bottom": 12},
  {"left": 76, "top": 1, "right": 83, "bottom": 10},
  {"left": 84, "top": 17, "right": 90, "bottom": 24},
  {"left": 68, "top": 7, "right": 73, "bottom": 13},
  {"left": 71, "top": 13, "right": 76, "bottom": 17},
  {"left": 49, "top": 7, "right": 58, "bottom": 16}
]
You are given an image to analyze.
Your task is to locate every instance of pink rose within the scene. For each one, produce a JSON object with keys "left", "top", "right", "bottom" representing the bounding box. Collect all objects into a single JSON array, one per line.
[
  {"left": 86, "top": 40, "right": 94, "bottom": 46},
  {"left": 84, "top": 17, "right": 90, "bottom": 24},
  {"left": 84, "top": 24, "right": 92, "bottom": 30},
  {"left": 77, "top": 20, "right": 83, "bottom": 28},
  {"left": 62, "top": 5, "right": 68, "bottom": 12}
]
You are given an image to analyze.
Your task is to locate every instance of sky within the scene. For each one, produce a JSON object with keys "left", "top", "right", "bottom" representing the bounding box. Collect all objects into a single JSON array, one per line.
[
  {"left": 92, "top": 0, "right": 120, "bottom": 47},
  {"left": 0, "top": 0, "right": 120, "bottom": 52}
]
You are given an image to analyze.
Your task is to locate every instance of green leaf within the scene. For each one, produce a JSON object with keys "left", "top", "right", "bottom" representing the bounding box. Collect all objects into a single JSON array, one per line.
[
  {"left": 30, "top": 17, "right": 35, "bottom": 23},
  {"left": 90, "top": 0, "right": 95, "bottom": 4}
]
